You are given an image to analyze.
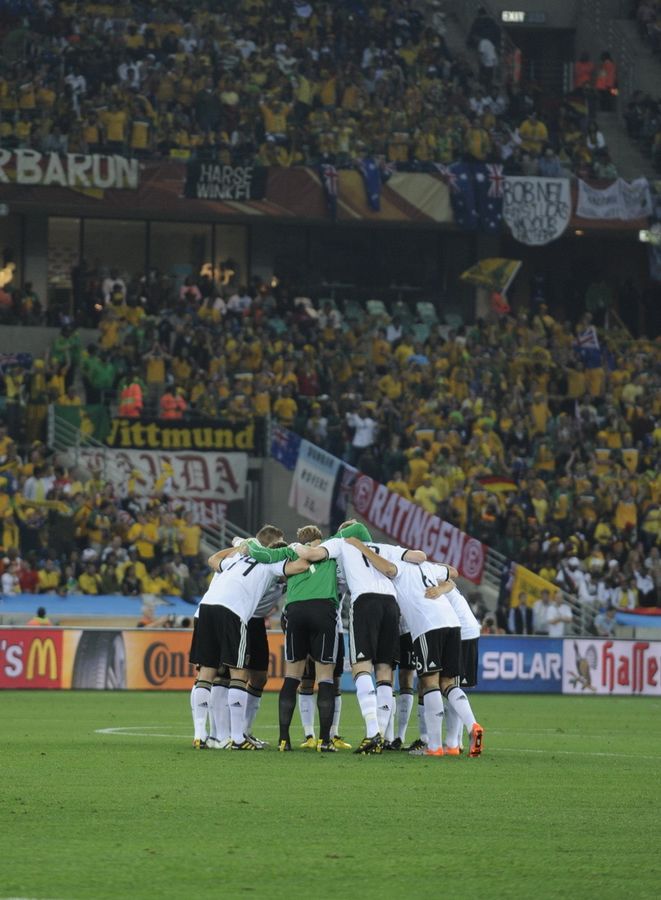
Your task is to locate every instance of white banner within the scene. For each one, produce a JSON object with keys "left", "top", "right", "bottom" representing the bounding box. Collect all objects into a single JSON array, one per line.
[
  {"left": 77, "top": 448, "right": 247, "bottom": 503},
  {"left": 503, "top": 176, "right": 571, "bottom": 245},
  {"left": 563, "top": 638, "right": 661, "bottom": 695},
  {"left": 288, "top": 440, "right": 340, "bottom": 525},
  {"left": 576, "top": 177, "right": 652, "bottom": 221}
]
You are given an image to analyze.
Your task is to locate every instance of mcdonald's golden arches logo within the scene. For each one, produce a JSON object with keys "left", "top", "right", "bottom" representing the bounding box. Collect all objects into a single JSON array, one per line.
[{"left": 26, "top": 638, "right": 58, "bottom": 681}]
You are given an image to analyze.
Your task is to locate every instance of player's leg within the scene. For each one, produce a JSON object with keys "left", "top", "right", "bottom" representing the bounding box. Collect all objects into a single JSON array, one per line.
[
  {"left": 413, "top": 629, "right": 445, "bottom": 756},
  {"left": 219, "top": 607, "right": 256, "bottom": 750},
  {"left": 373, "top": 595, "right": 400, "bottom": 742},
  {"left": 349, "top": 596, "right": 380, "bottom": 751},
  {"left": 330, "top": 622, "right": 351, "bottom": 748},
  {"left": 442, "top": 678, "right": 462, "bottom": 752},
  {"left": 279, "top": 603, "right": 311, "bottom": 750},
  {"left": 384, "top": 692, "right": 397, "bottom": 745},
  {"left": 407, "top": 674, "right": 429, "bottom": 751},
  {"left": 420, "top": 672, "right": 444, "bottom": 755},
  {"left": 297, "top": 657, "right": 317, "bottom": 747},
  {"left": 244, "top": 617, "right": 269, "bottom": 746},
  {"left": 375, "top": 663, "right": 394, "bottom": 738},
  {"left": 441, "top": 630, "right": 483, "bottom": 757},
  {"left": 191, "top": 606, "right": 223, "bottom": 749},
  {"left": 208, "top": 665, "right": 231, "bottom": 748},
  {"left": 397, "top": 669, "right": 415, "bottom": 746},
  {"left": 279, "top": 659, "right": 307, "bottom": 749},
  {"left": 310, "top": 599, "right": 341, "bottom": 751},
  {"left": 395, "top": 635, "right": 416, "bottom": 748},
  {"left": 192, "top": 667, "right": 216, "bottom": 747}
]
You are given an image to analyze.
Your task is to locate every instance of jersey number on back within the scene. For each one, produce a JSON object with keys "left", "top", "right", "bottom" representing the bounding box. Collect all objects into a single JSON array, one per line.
[{"left": 225, "top": 557, "right": 259, "bottom": 577}]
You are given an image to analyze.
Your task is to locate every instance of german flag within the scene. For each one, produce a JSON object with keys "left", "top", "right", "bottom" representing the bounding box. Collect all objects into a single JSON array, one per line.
[{"left": 477, "top": 476, "right": 518, "bottom": 493}]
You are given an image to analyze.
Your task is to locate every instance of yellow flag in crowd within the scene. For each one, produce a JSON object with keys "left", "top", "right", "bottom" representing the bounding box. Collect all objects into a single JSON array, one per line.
[{"left": 460, "top": 258, "right": 522, "bottom": 293}]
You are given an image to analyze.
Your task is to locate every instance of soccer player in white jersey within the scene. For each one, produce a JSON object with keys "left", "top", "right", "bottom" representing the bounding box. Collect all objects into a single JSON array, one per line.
[
  {"left": 295, "top": 527, "right": 425, "bottom": 754},
  {"left": 346, "top": 537, "right": 477, "bottom": 756},
  {"left": 191, "top": 529, "right": 308, "bottom": 750},
  {"left": 443, "top": 583, "right": 483, "bottom": 755}
]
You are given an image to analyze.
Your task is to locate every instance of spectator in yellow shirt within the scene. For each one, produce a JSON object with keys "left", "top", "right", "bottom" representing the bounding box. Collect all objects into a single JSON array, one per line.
[
  {"left": 78, "top": 563, "right": 102, "bottom": 595},
  {"left": 519, "top": 112, "right": 548, "bottom": 156},
  {"left": 178, "top": 511, "right": 201, "bottom": 568},
  {"left": 38, "top": 560, "right": 60, "bottom": 594}
]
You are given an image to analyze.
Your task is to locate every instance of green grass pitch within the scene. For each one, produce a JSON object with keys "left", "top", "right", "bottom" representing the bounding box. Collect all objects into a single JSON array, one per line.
[{"left": 1, "top": 691, "right": 660, "bottom": 900}]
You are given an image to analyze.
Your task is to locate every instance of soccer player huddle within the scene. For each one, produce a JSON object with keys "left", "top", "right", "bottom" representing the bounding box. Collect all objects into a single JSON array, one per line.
[{"left": 190, "top": 520, "right": 484, "bottom": 758}]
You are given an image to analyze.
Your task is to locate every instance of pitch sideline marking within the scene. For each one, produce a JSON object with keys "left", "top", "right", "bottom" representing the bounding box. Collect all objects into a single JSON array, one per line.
[{"left": 95, "top": 725, "right": 661, "bottom": 760}]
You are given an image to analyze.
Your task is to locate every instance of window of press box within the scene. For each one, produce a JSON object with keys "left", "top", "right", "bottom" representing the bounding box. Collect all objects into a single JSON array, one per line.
[
  {"left": 82, "top": 218, "right": 146, "bottom": 282},
  {"left": 149, "top": 222, "right": 212, "bottom": 292}
]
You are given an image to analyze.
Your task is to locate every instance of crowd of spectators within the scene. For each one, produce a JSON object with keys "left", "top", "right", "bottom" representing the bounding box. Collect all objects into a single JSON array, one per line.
[
  {"left": 0, "top": 0, "right": 624, "bottom": 179},
  {"left": 0, "top": 430, "right": 207, "bottom": 601},
  {"left": 0, "top": 260, "right": 659, "bottom": 622}
]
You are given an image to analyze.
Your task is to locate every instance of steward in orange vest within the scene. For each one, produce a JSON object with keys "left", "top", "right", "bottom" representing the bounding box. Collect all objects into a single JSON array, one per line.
[{"left": 118, "top": 377, "right": 144, "bottom": 417}]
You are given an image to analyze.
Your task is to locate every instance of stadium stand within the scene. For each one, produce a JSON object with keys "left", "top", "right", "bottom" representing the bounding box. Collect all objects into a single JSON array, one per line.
[
  {"left": 0, "top": 280, "right": 659, "bottom": 623},
  {"left": 0, "top": 0, "right": 631, "bottom": 177},
  {"left": 0, "top": 1, "right": 659, "bottom": 633}
]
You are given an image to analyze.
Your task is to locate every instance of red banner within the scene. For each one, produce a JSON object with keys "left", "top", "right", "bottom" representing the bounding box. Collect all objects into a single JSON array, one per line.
[
  {"left": 352, "top": 474, "right": 485, "bottom": 583},
  {"left": 0, "top": 628, "right": 63, "bottom": 689}
]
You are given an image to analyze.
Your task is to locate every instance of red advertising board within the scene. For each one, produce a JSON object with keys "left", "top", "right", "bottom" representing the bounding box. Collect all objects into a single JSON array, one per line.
[{"left": 0, "top": 629, "right": 63, "bottom": 689}]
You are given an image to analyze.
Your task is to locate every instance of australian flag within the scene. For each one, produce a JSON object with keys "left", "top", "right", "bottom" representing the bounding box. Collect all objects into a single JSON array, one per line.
[
  {"left": 575, "top": 326, "right": 602, "bottom": 369},
  {"left": 271, "top": 425, "right": 301, "bottom": 470},
  {"left": 359, "top": 156, "right": 382, "bottom": 211},
  {"left": 474, "top": 162, "right": 504, "bottom": 234},
  {"left": 319, "top": 161, "right": 338, "bottom": 221},
  {"left": 446, "top": 162, "right": 479, "bottom": 230}
]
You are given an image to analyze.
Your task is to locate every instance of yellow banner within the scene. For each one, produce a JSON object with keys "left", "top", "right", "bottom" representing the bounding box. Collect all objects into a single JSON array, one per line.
[{"left": 510, "top": 564, "right": 557, "bottom": 608}]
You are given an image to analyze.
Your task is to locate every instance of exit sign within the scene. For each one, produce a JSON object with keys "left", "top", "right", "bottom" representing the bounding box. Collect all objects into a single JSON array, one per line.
[{"left": 502, "top": 10, "right": 547, "bottom": 24}]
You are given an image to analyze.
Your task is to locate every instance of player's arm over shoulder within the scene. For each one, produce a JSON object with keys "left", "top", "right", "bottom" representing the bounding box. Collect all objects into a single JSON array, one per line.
[
  {"left": 344, "top": 536, "right": 397, "bottom": 578},
  {"left": 207, "top": 546, "right": 239, "bottom": 571},
  {"left": 283, "top": 557, "right": 310, "bottom": 576},
  {"left": 402, "top": 548, "right": 426, "bottom": 563}
]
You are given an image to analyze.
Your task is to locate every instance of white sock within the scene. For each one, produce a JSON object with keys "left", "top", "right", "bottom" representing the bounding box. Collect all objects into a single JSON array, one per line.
[
  {"left": 193, "top": 682, "right": 211, "bottom": 741},
  {"left": 212, "top": 685, "right": 231, "bottom": 742},
  {"left": 397, "top": 691, "right": 415, "bottom": 743},
  {"left": 443, "top": 695, "right": 462, "bottom": 748},
  {"left": 445, "top": 686, "right": 477, "bottom": 732},
  {"left": 355, "top": 672, "right": 379, "bottom": 737},
  {"left": 330, "top": 694, "right": 342, "bottom": 738},
  {"left": 190, "top": 684, "right": 196, "bottom": 710},
  {"left": 417, "top": 700, "right": 428, "bottom": 743},
  {"left": 228, "top": 685, "right": 248, "bottom": 745},
  {"left": 244, "top": 690, "right": 262, "bottom": 734},
  {"left": 376, "top": 682, "right": 393, "bottom": 737},
  {"left": 298, "top": 691, "right": 316, "bottom": 738},
  {"left": 423, "top": 689, "right": 444, "bottom": 751},
  {"left": 385, "top": 694, "right": 396, "bottom": 742}
]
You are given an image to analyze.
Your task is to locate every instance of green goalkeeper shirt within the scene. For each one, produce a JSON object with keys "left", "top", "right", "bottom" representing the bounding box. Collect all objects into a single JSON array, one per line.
[{"left": 244, "top": 522, "right": 373, "bottom": 607}]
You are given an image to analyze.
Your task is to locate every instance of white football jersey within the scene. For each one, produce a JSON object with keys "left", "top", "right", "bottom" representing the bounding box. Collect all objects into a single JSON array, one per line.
[
  {"left": 199, "top": 554, "right": 288, "bottom": 623},
  {"left": 447, "top": 587, "right": 481, "bottom": 639},
  {"left": 253, "top": 580, "right": 285, "bottom": 618},
  {"left": 376, "top": 545, "right": 461, "bottom": 641},
  {"left": 321, "top": 537, "right": 395, "bottom": 603}
]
